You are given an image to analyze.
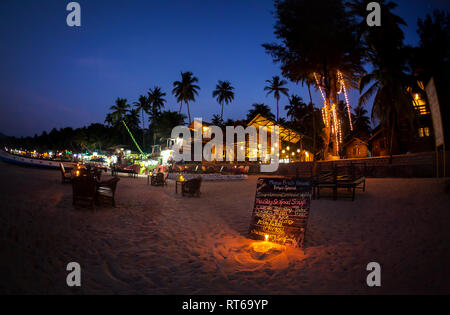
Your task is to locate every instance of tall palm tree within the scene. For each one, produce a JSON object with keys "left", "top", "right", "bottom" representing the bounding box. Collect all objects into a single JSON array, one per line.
[
  {"left": 212, "top": 80, "right": 235, "bottom": 121},
  {"left": 263, "top": 0, "right": 364, "bottom": 158},
  {"left": 108, "top": 98, "right": 131, "bottom": 144},
  {"left": 108, "top": 98, "right": 130, "bottom": 126},
  {"left": 124, "top": 108, "right": 141, "bottom": 134},
  {"left": 352, "top": 0, "right": 415, "bottom": 154},
  {"left": 359, "top": 68, "right": 414, "bottom": 153},
  {"left": 133, "top": 95, "right": 150, "bottom": 149},
  {"left": 264, "top": 76, "right": 289, "bottom": 121},
  {"left": 148, "top": 86, "right": 167, "bottom": 145},
  {"left": 172, "top": 71, "right": 200, "bottom": 124}
]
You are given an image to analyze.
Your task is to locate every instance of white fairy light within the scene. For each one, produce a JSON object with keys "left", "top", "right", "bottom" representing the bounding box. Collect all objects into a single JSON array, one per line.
[{"left": 337, "top": 70, "right": 353, "bottom": 131}]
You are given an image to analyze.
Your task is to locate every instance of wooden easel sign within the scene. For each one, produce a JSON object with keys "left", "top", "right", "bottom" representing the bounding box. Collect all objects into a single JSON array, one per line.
[{"left": 248, "top": 177, "right": 312, "bottom": 248}]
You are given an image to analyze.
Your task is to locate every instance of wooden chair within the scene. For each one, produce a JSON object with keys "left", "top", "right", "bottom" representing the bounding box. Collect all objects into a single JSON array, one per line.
[
  {"left": 96, "top": 177, "right": 120, "bottom": 206},
  {"left": 72, "top": 176, "right": 97, "bottom": 208},
  {"left": 182, "top": 177, "right": 202, "bottom": 197},
  {"left": 60, "top": 163, "right": 72, "bottom": 184},
  {"left": 91, "top": 168, "right": 102, "bottom": 181},
  {"left": 151, "top": 172, "right": 167, "bottom": 186}
]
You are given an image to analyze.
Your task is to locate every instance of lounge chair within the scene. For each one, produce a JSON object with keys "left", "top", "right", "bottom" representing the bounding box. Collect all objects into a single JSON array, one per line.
[
  {"left": 182, "top": 177, "right": 202, "bottom": 197},
  {"left": 314, "top": 163, "right": 366, "bottom": 201},
  {"left": 335, "top": 164, "right": 366, "bottom": 201},
  {"left": 72, "top": 176, "right": 97, "bottom": 208},
  {"left": 60, "top": 163, "right": 72, "bottom": 184},
  {"left": 96, "top": 177, "right": 120, "bottom": 206},
  {"left": 111, "top": 165, "right": 137, "bottom": 178}
]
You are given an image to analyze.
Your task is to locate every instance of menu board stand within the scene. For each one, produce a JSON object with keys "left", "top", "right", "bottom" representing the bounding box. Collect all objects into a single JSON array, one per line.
[{"left": 248, "top": 177, "right": 312, "bottom": 248}]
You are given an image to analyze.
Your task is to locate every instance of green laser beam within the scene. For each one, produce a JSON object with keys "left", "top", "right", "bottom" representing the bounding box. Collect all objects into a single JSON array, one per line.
[{"left": 122, "top": 120, "right": 144, "bottom": 155}]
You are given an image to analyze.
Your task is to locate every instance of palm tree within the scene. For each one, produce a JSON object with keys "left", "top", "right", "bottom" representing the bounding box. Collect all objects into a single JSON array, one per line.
[
  {"left": 153, "top": 110, "right": 187, "bottom": 142},
  {"left": 246, "top": 103, "right": 275, "bottom": 122},
  {"left": 359, "top": 68, "right": 414, "bottom": 154},
  {"left": 352, "top": 0, "right": 415, "bottom": 154},
  {"left": 148, "top": 86, "right": 166, "bottom": 119},
  {"left": 211, "top": 114, "right": 224, "bottom": 127},
  {"left": 107, "top": 98, "right": 131, "bottom": 144},
  {"left": 212, "top": 80, "right": 235, "bottom": 121},
  {"left": 285, "top": 95, "right": 308, "bottom": 124},
  {"left": 264, "top": 76, "right": 289, "bottom": 121},
  {"left": 147, "top": 86, "right": 167, "bottom": 145},
  {"left": 353, "top": 104, "right": 372, "bottom": 137},
  {"left": 108, "top": 98, "right": 130, "bottom": 126},
  {"left": 172, "top": 72, "right": 200, "bottom": 124},
  {"left": 133, "top": 95, "right": 150, "bottom": 149},
  {"left": 263, "top": 0, "right": 364, "bottom": 158}
]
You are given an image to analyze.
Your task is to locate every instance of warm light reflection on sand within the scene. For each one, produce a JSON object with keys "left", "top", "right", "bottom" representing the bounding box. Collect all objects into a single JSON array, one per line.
[
  {"left": 209, "top": 236, "right": 307, "bottom": 272},
  {"left": 251, "top": 240, "right": 285, "bottom": 253}
]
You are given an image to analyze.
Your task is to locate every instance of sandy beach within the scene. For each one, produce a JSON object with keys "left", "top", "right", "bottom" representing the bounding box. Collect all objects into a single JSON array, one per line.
[{"left": 0, "top": 161, "right": 449, "bottom": 294}]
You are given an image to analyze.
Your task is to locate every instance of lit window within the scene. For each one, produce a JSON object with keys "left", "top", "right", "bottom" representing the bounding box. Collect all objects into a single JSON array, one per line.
[
  {"left": 412, "top": 93, "right": 430, "bottom": 115},
  {"left": 419, "top": 127, "right": 430, "bottom": 138}
]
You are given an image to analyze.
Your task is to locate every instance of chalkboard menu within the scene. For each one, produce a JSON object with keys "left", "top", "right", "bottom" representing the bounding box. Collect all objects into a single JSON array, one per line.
[{"left": 248, "top": 177, "right": 312, "bottom": 248}]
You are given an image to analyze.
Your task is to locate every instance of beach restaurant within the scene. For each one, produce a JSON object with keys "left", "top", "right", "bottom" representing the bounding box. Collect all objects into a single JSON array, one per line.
[{"left": 185, "top": 114, "right": 313, "bottom": 164}]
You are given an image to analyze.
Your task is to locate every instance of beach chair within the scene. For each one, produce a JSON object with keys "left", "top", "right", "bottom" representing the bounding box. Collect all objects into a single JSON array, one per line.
[
  {"left": 335, "top": 164, "right": 366, "bottom": 201},
  {"left": 182, "top": 177, "right": 202, "bottom": 197},
  {"left": 60, "top": 163, "right": 72, "bottom": 184},
  {"left": 72, "top": 176, "right": 98, "bottom": 208},
  {"left": 315, "top": 164, "right": 366, "bottom": 201},
  {"left": 314, "top": 163, "right": 337, "bottom": 200},
  {"left": 96, "top": 177, "right": 120, "bottom": 206}
]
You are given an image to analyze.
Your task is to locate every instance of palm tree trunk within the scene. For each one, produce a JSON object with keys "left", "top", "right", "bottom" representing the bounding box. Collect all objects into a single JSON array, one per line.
[
  {"left": 276, "top": 97, "right": 279, "bottom": 122},
  {"left": 179, "top": 102, "right": 182, "bottom": 113},
  {"left": 389, "top": 122, "right": 395, "bottom": 162},
  {"left": 186, "top": 101, "right": 191, "bottom": 124},
  {"left": 307, "top": 83, "right": 316, "bottom": 158},
  {"left": 221, "top": 103, "right": 224, "bottom": 121},
  {"left": 142, "top": 109, "right": 145, "bottom": 151}
]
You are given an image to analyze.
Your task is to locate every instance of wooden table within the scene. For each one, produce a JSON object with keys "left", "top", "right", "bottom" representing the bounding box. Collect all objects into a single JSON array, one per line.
[{"left": 175, "top": 180, "right": 185, "bottom": 194}]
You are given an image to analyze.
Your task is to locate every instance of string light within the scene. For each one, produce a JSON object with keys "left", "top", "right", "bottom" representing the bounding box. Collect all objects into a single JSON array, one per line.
[
  {"left": 314, "top": 73, "right": 326, "bottom": 104},
  {"left": 332, "top": 103, "right": 339, "bottom": 153},
  {"left": 337, "top": 70, "right": 353, "bottom": 131}
]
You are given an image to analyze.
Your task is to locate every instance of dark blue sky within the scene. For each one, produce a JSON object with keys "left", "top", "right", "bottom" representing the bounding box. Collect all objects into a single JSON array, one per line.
[{"left": 0, "top": 0, "right": 448, "bottom": 137}]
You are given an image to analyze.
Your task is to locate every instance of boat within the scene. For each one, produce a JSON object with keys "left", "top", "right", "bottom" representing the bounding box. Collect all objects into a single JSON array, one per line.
[{"left": 0, "top": 149, "right": 77, "bottom": 170}]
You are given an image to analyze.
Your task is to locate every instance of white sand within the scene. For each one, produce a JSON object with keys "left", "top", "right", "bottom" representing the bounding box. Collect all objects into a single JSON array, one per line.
[{"left": 0, "top": 162, "right": 449, "bottom": 294}]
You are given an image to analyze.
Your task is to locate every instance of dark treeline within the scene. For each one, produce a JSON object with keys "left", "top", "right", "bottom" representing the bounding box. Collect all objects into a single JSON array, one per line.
[{"left": 1, "top": 1, "right": 449, "bottom": 156}]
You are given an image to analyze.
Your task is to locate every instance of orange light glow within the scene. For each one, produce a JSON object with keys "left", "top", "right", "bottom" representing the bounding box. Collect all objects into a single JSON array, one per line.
[{"left": 264, "top": 234, "right": 269, "bottom": 242}]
